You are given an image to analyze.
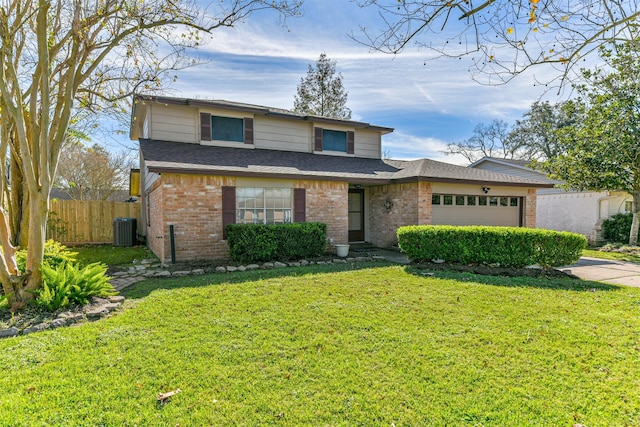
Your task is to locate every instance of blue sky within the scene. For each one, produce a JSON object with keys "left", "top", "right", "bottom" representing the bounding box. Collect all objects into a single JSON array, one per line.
[{"left": 110, "top": 0, "right": 570, "bottom": 165}]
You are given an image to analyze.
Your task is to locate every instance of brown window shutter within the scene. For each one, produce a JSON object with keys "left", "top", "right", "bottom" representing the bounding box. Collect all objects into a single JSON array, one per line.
[
  {"left": 314, "top": 127, "right": 323, "bottom": 152},
  {"left": 200, "top": 112, "right": 211, "bottom": 141},
  {"left": 347, "top": 131, "right": 355, "bottom": 154},
  {"left": 294, "top": 188, "right": 306, "bottom": 222},
  {"left": 222, "top": 186, "right": 236, "bottom": 239},
  {"left": 244, "top": 117, "right": 254, "bottom": 145}
]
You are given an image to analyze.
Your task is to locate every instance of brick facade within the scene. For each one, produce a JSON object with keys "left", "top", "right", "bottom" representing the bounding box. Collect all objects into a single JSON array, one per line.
[
  {"left": 146, "top": 174, "right": 349, "bottom": 262},
  {"left": 525, "top": 188, "right": 537, "bottom": 227},
  {"left": 294, "top": 179, "right": 349, "bottom": 246},
  {"left": 145, "top": 172, "right": 539, "bottom": 261}
]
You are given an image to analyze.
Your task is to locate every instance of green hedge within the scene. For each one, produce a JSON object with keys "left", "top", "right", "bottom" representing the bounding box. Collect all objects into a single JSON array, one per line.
[
  {"left": 603, "top": 213, "right": 639, "bottom": 244},
  {"left": 397, "top": 225, "right": 586, "bottom": 268},
  {"left": 226, "top": 222, "right": 327, "bottom": 263}
]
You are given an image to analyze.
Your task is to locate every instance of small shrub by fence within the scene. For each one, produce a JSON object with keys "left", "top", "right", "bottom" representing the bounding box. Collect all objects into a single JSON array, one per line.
[
  {"left": 397, "top": 225, "right": 586, "bottom": 268},
  {"left": 48, "top": 200, "right": 141, "bottom": 245}
]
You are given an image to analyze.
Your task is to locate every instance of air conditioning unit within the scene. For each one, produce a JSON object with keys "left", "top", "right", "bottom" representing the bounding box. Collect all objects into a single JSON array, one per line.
[{"left": 113, "top": 218, "right": 137, "bottom": 246}]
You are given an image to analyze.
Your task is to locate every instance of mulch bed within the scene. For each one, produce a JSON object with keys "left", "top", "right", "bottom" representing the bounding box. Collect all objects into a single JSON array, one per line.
[{"left": 411, "top": 261, "right": 576, "bottom": 279}]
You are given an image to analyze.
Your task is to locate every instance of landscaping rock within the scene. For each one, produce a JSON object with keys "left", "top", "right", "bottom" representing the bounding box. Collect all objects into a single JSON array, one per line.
[
  {"left": 216, "top": 266, "right": 226, "bottom": 273},
  {"left": 192, "top": 269, "right": 205, "bottom": 275},
  {"left": 64, "top": 313, "right": 85, "bottom": 323},
  {"left": 171, "top": 271, "right": 190, "bottom": 277},
  {"left": 154, "top": 271, "right": 172, "bottom": 277},
  {"left": 333, "top": 259, "right": 346, "bottom": 263},
  {"left": 103, "top": 303, "right": 121, "bottom": 312},
  {"left": 108, "top": 296, "right": 125, "bottom": 303},
  {"left": 299, "top": 260, "right": 309, "bottom": 266},
  {"left": 50, "top": 318, "right": 67, "bottom": 328},
  {"left": 274, "top": 261, "right": 287, "bottom": 268},
  {"left": 23, "top": 323, "right": 50, "bottom": 334},
  {"left": 246, "top": 264, "right": 260, "bottom": 270},
  {"left": 86, "top": 307, "right": 109, "bottom": 319},
  {"left": 236, "top": 266, "right": 246, "bottom": 272},
  {"left": 0, "top": 327, "right": 19, "bottom": 338},
  {"left": 262, "top": 262, "right": 274, "bottom": 269},
  {"left": 91, "top": 297, "right": 110, "bottom": 305}
]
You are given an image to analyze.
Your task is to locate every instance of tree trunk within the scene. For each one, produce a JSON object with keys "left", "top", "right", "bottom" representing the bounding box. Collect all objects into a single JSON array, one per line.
[
  {"left": 21, "top": 189, "right": 49, "bottom": 300},
  {"left": 630, "top": 192, "right": 640, "bottom": 246}
]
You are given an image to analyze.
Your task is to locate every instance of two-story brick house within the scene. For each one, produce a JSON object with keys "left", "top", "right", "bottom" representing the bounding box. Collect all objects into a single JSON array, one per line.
[{"left": 130, "top": 95, "right": 552, "bottom": 262}]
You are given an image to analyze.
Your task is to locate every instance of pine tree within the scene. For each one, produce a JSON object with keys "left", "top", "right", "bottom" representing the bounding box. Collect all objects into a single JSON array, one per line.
[{"left": 294, "top": 53, "right": 351, "bottom": 119}]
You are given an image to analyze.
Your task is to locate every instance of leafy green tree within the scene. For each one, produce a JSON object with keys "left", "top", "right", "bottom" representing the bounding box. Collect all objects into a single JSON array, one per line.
[
  {"left": 294, "top": 53, "right": 352, "bottom": 119},
  {"left": 355, "top": 1, "right": 639, "bottom": 85},
  {"left": 446, "top": 101, "right": 582, "bottom": 163},
  {"left": 542, "top": 40, "right": 640, "bottom": 245},
  {"left": 0, "top": 0, "right": 300, "bottom": 308},
  {"left": 508, "top": 101, "right": 580, "bottom": 161}
]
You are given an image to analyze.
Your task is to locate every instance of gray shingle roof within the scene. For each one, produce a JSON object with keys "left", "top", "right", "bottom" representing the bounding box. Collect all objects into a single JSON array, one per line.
[{"left": 140, "top": 139, "right": 553, "bottom": 187}]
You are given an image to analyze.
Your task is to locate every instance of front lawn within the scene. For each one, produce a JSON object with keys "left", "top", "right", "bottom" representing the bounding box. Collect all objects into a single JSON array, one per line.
[
  {"left": 72, "top": 244, "right": 157, "bottom": 266},
  {"left": 583, "top": 248, "right": 640, "bottom": 263},
  {"left": 1, "top": 264, "right": 639, "bottom": 425}
]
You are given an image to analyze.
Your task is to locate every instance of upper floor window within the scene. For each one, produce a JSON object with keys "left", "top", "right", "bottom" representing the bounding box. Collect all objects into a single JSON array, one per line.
[
  {"left": 323, "top": 130, "right": 347, "bottom": 152},
  {"left": 314, "top": 127, "right": 354, "bottom": 154},
  {"left": 212, "top": 116, "right": 244, "bottom": 142},
  {"left": 200, "top": 112, "right": 253, "bottom": 144}
]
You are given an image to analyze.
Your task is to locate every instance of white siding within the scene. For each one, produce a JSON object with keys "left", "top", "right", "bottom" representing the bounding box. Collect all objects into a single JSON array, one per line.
[
  {"left": 254, "top": 117, "right": 310, "bottom": 152},
  {"left": 536, "top": 191, "right": 605, "bottom": 240},
  {"left": 150, "top": 104, "right": 198, "bottom": 143},
  {"left": 144, "top": 102, "right": 386, "bottom": 158},
  {"left": 354, "top": 130, "right": 381, "bottom": 159}
]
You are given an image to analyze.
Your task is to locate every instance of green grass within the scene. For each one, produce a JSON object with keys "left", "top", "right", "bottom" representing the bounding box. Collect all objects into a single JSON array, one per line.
[
  {"left": 72, "top": 244, "right": 157, "bottom": 266},
  {"left": 583, "top": 248, "right": 640, "bottom": 263},
  {"left": 2, "top": 263, "right": 640, "bottom": 426}
]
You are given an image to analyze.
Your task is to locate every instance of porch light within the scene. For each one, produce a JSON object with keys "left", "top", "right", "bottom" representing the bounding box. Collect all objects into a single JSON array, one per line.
[{"left": 384, "top": 198, "right": 394, "bottom": 211}]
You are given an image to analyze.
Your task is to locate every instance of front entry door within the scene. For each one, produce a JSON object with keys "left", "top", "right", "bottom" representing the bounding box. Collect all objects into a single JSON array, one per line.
[{"left": 348, "top": 189, "right": 365, "bottom": 242}]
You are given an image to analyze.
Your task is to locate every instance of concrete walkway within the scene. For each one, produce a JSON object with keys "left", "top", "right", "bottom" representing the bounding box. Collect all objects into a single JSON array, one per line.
[{"left": 559, "top": 257, "right": 640, "bottom": 288}]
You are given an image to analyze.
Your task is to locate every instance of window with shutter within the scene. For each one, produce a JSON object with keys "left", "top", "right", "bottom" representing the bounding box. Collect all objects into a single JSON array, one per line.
[
  {"left": 244, "top": 117, "right": 254, "bottom": 145},
  {"left": 314, "top": 127, "right": 323, "bottom": 152},
  {"left": 222, "top": 186, "right": 236, "bottom": 239},
  {"left": 294, "top": 188, "right": 306, "bottom": 222},
  {"left": 200, "top": 112, "right": 211, "bottom": 141}
]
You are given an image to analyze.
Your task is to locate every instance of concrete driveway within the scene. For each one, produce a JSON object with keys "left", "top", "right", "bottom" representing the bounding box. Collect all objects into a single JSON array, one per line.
[{"left": 560, "top": 257, "right": 640, "bottom": 287}]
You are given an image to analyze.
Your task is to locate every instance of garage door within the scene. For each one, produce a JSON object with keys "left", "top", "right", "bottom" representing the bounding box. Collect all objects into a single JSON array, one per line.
[{"left": 431, "top": 194, "right": 522, "bottom": 227}]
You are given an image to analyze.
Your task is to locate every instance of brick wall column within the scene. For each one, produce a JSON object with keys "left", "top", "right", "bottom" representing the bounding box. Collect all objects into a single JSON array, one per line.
[
  {"left": 525, "top": 188, "right": 537, "bottom": 227},
  {"left": 417, "top": 181, "right": 433, "bottom": 225}
]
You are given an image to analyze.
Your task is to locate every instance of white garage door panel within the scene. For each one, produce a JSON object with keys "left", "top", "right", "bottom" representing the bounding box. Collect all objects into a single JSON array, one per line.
[{"left": 432, "top": 206, "right": 520, "bottom": 226}]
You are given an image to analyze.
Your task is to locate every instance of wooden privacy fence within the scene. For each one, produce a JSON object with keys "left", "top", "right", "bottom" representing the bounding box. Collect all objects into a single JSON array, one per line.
[{"left": 48, "top": 200, "right": 142, "bottom": 245}]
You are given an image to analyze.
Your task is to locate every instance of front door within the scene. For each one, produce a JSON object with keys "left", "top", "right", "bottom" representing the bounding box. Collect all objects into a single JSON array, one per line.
[{"left": 348, "top": 189, "right": 365, "bottom": 242}]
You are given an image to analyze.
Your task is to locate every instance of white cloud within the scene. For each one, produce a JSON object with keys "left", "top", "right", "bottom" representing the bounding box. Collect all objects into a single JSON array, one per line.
[{"left": 383, "top": 131, "right": 468, "bottom": 164}]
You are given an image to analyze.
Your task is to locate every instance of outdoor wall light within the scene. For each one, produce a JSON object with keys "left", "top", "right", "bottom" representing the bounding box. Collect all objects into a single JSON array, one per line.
[
  {"left": 482, "top": 187, "right": 491, "bottom": 194},
  {"left": 384, "top": 198, "right": 394, "bottom": 211}
]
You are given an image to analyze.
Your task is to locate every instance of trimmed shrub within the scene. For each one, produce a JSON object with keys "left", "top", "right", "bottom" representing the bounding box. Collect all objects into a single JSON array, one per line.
[
  {"left": 602, "top": 213, "right": 639, "bottom": 244},
  {"left": 397, "top": 225, "right": 586, "bottom": 268},
  {"left": 226, "top": 222, "right": 327, "bottom": 263}
]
